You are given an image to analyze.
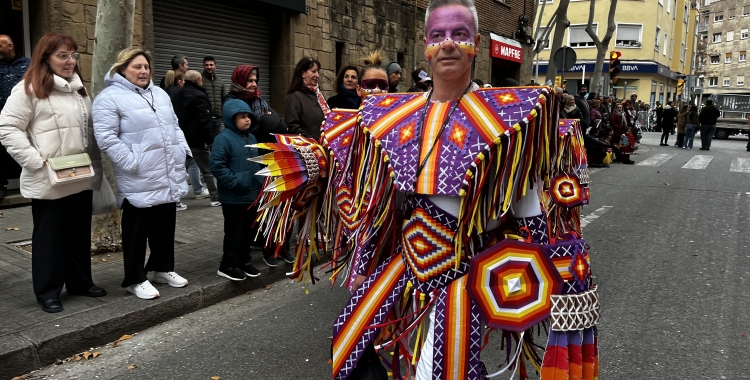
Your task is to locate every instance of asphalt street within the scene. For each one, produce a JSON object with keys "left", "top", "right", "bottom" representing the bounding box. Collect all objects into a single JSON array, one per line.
[{"left": 22, "top": 132, "right": 750, "bottom": 380}]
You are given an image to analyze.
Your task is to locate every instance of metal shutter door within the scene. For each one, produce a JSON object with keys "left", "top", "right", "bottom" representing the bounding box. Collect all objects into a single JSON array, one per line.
[{"left": 153, "top": 0, "right": 271, "bottom": 103}]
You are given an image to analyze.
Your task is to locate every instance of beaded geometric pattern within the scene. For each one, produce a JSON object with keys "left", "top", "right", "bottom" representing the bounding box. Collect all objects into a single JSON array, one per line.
[
  {"left": 401, "top": 196, "right": 460, "bottom": 285},
  {"left": 550, "top": 285, "right": 601, "bottom": 331}
]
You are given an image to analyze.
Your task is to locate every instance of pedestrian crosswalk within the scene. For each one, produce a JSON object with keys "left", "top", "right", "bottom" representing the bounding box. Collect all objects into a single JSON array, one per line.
[
  {"left": 682, "top": 155, "right": 713, "bottom": 169},
  {"left": 730, "top": 157, "right": 750, "bottom": 173},
  {"left": 631, "top": 153, "right": 750, "bottom": 172},
  {"left": 636, "top": 153, "right": 677, "bottom": 167}
]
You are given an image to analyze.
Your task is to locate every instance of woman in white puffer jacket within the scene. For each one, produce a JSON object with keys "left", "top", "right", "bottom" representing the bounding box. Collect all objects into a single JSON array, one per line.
[
  {"left": 93, "top": 47, "right": 191, "bottom": 300},
  {"left": 0, "top": 33, "right": 105, "bottom": 314}
]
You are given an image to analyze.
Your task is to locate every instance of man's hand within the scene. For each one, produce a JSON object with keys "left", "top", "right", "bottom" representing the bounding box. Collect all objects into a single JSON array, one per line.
[{"left": 352, "top": 274, "right": 367, "bottom": 291}]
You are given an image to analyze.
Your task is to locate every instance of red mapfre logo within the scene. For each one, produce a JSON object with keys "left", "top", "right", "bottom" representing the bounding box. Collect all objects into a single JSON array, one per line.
[{"left": 491, "top": 40, "right": 523, "bottom": 63}]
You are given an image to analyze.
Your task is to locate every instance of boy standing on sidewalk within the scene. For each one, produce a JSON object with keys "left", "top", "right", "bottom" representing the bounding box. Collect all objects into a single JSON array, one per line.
[{"left": 209, "top": 99, "right": 269, "bottom": 280}]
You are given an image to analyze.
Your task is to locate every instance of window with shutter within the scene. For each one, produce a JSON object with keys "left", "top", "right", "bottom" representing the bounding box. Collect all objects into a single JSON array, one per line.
[
  {"left": 738, "top": 76, "right": 745, "bottom": 86},
  {"left": 728, "top": 8, "right": 736, "bottom": 19},
  {"left": 615, "top": 24, "right": 641, "bottom": 47},
  {"left": 744, "top": 6, "right": 750, "bottom": 16},
  {"left": 740, "top": 51, "right": 747, "bottom": 62},
  {"left": 714, "top": 11, "right": 723, "bottom": 22},
  {"left": 710, "top": 55, "right": 719, "bottom": 64},
  {"left": 741, "top": 29, "right": 748, "bottom": 39},
  {"left": 727, "top": 31, "right": 734, "bottom": 41},
  {"left": 726, "top": 53, "right": 732, "bottom": 63},
  {"left": 568, "top": 25, "right": 597, "bottom": 47}
]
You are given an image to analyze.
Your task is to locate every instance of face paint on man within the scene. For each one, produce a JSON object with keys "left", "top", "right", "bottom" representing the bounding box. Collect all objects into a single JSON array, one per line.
[{"left": 425, "top": 5, "right": 477, "bottom": 63}]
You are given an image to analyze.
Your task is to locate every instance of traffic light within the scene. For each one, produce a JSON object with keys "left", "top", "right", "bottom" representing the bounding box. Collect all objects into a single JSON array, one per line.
[
  {"left": 609, "top": 51, "right": 622, "bottom": 84},
  {"left": 677, "top": 77, "right": 685, "bottom": 96}
]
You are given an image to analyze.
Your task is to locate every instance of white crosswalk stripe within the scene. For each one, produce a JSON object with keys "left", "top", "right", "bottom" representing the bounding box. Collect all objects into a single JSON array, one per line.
[
  {"left": 682, "top": 155, "right": 714, "bottom": 169},
  {"left": 730, "top": 157, "right": 750, "bottom": 173},
  {"left": 636, "top": 153, "right": 677, "bottom": 167}
]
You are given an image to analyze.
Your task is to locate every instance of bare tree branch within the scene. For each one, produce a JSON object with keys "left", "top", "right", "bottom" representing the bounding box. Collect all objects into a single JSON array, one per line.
[
  {"left": 545, "top": 0, "right": 571, "bottom": 83},
  {"left": 585, "top": 0, "right": 619, "bottom": 94}
]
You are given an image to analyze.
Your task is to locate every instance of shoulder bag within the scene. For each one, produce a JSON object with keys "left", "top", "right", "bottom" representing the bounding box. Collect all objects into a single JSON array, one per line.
[{"left": 40, "top": 92, "right": 95, "bottom": 186}]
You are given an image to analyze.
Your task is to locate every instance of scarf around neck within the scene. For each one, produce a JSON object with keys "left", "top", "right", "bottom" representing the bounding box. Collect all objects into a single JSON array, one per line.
[
  {"left": 231, "top": 64, "right": 261, "bottom": 100},
  {"left": 564, "top": 104, "right": 577, "bottom": 114},
  {"left": 304, "top": 79, "right": 331, "bottom": 116},
  {"left": 337, "top": 85, "right": 360, "bottom": 109}
]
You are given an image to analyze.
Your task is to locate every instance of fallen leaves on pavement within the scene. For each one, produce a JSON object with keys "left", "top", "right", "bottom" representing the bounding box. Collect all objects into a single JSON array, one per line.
[
  {"left": 211, "top": 377, "right": 221, "bottom": 380},
  {"left": 113, "top": 334, "right": 133, "bottom": 347},
  {"left": 127, "top": 364, "right": 138, "bottom": 370},
  {"left": 5, "top": 227, "right": 19, "bottom": 231},
  {"left": 265, "top": 285, "right": 271, "bottom": 290}
]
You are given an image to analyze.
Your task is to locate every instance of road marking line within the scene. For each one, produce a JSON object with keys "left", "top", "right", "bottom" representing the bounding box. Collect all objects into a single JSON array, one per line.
[
  {"left": 636, "top": 153, "right": 677, "bottom": 167},
  {"left": 730, "top": 157, "right": 750, "bottom": 173},
  {"left": 580, "top": 206, "right": 613, "bottom": 229},
  {"left": 682, "top": 155, "right": 713, "bottom": 169}
]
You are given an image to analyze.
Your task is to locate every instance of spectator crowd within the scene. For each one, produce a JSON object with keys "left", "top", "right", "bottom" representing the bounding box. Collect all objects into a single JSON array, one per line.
[{"left": 0, "top": 31, "right": 733, "bottom": 313}]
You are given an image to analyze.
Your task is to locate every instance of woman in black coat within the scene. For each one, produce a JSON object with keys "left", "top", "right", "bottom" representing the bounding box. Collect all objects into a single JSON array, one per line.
[
  {"left": 285, "top": 58, "right": 328, "bottom": 141},
  {"left": 327, "top": 65, "right": 361, "bottom": 110}
]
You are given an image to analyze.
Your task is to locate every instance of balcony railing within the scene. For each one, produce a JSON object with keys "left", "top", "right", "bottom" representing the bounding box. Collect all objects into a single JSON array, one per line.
[{"left": 697, "top": 22, "right": 709, "bottom": 32}]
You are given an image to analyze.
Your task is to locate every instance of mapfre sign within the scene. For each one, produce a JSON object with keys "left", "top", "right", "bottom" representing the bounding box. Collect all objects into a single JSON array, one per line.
[{"left": 491, "top": 39, "right": 523, "bottom": 63}]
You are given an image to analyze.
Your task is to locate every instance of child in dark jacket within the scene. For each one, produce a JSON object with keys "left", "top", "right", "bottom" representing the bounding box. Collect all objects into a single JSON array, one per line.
[{"left": 209, "top": 100, "right": 279, "bottom": 281}]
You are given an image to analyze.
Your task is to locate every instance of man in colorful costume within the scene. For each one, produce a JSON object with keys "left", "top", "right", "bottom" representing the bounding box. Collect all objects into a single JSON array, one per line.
[{"left": 251, "top": 1, "right": 600, "bottom": 378}]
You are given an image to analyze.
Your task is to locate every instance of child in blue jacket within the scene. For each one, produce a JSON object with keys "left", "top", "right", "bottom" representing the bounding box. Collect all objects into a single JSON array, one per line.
[{"left": 209, "top": 100, "right": 274, "bottom": 280}]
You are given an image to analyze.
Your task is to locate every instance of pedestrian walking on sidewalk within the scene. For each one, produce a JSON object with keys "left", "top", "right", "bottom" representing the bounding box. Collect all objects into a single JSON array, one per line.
[
  {"left": 684, "top": 105, "right": 699, "bottom": 149},
  {"left": 676, "top": 105, "right": 688, "bottom": 148},
  {"left": 660, "top": 101, "right": 676, "bottom": 146},
  {"left": 285, "top": 57, "right": 328, "bottom": 140},
  {"left": 210, "top": 99, "right": 291, "bottom": 281},
  {"left": 698, "top": 99, "right": 720, "bottom": 150},
  {"left": 93, "top": 47, "right": 190, "bottom": 300},
  {"left": 172, "top": 70, "right": 221, "bottom": 207},
  {"left": 0, "top": 33, "right": 107, "bottom": 313}
]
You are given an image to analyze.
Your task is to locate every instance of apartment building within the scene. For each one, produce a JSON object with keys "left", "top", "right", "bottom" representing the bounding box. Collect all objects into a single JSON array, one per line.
[
  {"left": 694, "top": 0, "right": 750, "bottom": 113},
  {"left": 533, "top": 0, "right": 699, "bottom": 105}
]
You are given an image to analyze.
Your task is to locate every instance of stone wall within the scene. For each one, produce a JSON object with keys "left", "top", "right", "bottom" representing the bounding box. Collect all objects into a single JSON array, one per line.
[
  {"left": 290, "top": 0, "right": 429, "bottom": 99},
  {"left": 33, "top": 0, "right": 146, "bottom": 87}
]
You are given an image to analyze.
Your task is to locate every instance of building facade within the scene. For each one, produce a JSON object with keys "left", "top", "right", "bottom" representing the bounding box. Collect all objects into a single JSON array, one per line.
[
  {"left": 694, "top": 0, "right": 750, "bottom": 115},
  {"left": 1, "top": 0, "right": 535, "bottom": 116},
  {"left": 532, "top": 0, "right": 699, "bottom": 106}
]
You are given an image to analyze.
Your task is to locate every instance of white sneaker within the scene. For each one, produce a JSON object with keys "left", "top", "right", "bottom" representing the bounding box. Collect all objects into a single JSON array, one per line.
[
  {"left": 126, "top": 280, "right": 160, "bottom": 299},
  {"left": 194, "top": 188, "right": 209, "bottom": 199},
  {"left": 210, "top": 201, "right": 221, "bottom": 207},
  {"left": 152, "top": 271, "right": 188, "bottom": 287},
  {"left": 176, "top": 202, "right": 188, "bottom": 211}
]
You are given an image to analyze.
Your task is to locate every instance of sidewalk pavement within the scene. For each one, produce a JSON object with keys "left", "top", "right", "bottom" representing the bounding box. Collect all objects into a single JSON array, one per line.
[{"left": 0, "top": 195, "right": 301, "bottom": 380}]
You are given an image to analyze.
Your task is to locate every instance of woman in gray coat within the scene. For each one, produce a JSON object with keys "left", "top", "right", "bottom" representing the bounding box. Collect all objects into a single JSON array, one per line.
[{"left": 284, "top": 58, "right": 328, "bottom": 141}]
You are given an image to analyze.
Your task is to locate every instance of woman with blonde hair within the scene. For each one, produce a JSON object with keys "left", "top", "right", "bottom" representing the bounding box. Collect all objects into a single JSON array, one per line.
[
  {"left": 357, "top": 50, "right": 390, "bottom": 99},
  {"left": 93, "top": 46, "right": 191, "bottom": 300},
  {"left": 0, "top": 33, "right": 105, "bottom": 313},
  {"left": 164, "top": 69, "right": 184, "bottom": 98}
]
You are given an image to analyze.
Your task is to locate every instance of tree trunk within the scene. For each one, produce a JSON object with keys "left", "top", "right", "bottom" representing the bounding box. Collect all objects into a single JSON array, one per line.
[
  {"left": 585, "top": 0, "right": 619, "bottom": 94},
  {"left": 545, "top": 0, "right": 571, "bottom": 83},
  {"left": 90, "top": 0, "right": 136, "bottom": 252}
]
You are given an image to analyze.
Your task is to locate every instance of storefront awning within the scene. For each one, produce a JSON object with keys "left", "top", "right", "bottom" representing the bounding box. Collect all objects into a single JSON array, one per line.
[
  {"left": 490, "top": 33, "right": 523, "bottom": 64},
  {"left": 256, "top": 0, "right": 306, "bottom": 13}
]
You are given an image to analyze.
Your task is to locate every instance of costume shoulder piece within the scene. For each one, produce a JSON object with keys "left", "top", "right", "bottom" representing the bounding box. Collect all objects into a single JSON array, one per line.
[{"left": 360, "top": 87, "right": 553, "bottom": 196}]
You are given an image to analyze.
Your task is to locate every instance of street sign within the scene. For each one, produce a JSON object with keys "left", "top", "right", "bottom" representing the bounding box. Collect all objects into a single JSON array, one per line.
[{"left": 553, "top": 47, "right": 577, "bottom": 71}]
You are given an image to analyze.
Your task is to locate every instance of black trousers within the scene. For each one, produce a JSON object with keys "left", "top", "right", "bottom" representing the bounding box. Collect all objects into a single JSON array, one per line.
[
  {"left": 220, "top": 203, "right": 274, "bottom": 268},
  {"left": 0, "top": 141, "right": 21, "bottom": 187},
  {"left": 121, "top": 199, "right": 176, "bottom": 287},
  {"left": 31, "top": 190, "right": 95, "bottom": 300},
  {"left": 660, "top": 126, "right": 671, "bottom": 144}
]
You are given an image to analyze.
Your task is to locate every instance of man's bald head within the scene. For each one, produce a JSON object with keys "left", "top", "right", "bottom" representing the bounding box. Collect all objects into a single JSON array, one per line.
[
  {"left": 0, "top": 35, "right": 16, "bottom": 61},
  {"left": 184, "top": 70, "right": 202, "bottom": 82}
]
